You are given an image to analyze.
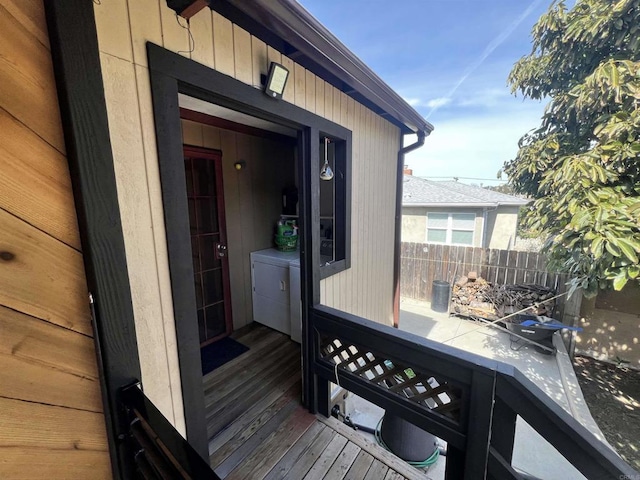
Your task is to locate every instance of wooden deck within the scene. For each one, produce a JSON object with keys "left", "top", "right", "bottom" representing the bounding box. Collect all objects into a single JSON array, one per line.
[{"left": 203, "top": 324, "right": 429, "bottom": 480}]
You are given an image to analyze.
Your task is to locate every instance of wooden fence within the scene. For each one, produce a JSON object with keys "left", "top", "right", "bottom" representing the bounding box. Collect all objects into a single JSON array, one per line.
[{"left": 400, "top": 242, "right": 570, "bottom": 317}]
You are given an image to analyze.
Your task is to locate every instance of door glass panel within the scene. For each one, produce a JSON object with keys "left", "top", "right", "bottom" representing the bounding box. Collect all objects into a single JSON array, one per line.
[
  {"left": 188, "top": 198, "right": 197, "bottom": 235},
  {"left": 205, "top": 303, "right": 225, "bottom": 339},
  {"left": 194, "top": 274, "right": 203, "bottom": 308},
  {"left": 193, "top": 159, "right": 217, "bottom": 196},
  {"left": 197, "top": 309, "right": 206, "bottom": 344},
  {"left": 196, "top": 199, "right": 219, "bottom": 234},
  {"left": 185, "top": 159, "right": 194, "bottom": 196},
  {"left": 185, "top": 152, "right": 228, "bottom": 346},
  {"left": 203, "top": 269, "right": 224, "bottom": 305},
  {"left": 199, "top": 234, "right": 221, "bottom": 271},
  {"left": 191, "top": 237, "right": 200, "bottom": 272}
]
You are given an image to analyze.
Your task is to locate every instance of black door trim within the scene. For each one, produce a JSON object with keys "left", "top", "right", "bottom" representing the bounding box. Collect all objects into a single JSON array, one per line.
[{"left": 147, "top": 42, "right": 351, "bottom": 456}]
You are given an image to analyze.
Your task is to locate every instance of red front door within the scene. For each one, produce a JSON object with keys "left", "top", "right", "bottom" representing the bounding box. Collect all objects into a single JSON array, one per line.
[{"left": 183, "top": 146, "right": 233, "bottom": 347}]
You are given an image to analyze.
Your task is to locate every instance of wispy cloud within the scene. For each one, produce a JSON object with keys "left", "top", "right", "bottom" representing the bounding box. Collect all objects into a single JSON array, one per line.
[
  {"left": 406, "top": 103, "right": 544, "bottom": 185},
  {"left": 404, "top": 97, "right": 422, "bottom": 107},
  {"left": 426, "top": 97, "right": 452, "bottom": 109},
  {"left": 426, "top": 0, "right": 547, "bottom": 119}
]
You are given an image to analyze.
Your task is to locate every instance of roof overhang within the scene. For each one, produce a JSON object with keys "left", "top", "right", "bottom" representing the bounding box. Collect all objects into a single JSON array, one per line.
[
  {"left": 402, "top": 202, "right": 529, "bottom": 208},
  {"left": 167, "top": 0, "right": 433, "bottom": 135},
  {"left": 403, "top": 203, "right": 498, "bottom": 208}
]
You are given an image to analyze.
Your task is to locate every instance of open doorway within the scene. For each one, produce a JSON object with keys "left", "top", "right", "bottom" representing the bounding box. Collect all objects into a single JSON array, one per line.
[{"left": 179, "top": 97, "right": 301, "bottom": 347}]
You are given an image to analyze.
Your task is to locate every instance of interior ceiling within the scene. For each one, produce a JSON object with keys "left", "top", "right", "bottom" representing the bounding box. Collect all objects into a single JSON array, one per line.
[{"left": 178, "top": 94, "right": 298, "bottom": 138}]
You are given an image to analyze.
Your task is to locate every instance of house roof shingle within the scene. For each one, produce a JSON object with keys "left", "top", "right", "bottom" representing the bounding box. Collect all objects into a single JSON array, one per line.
[{"left": 402, "top": 175, "right": 529, "bottom": 207}]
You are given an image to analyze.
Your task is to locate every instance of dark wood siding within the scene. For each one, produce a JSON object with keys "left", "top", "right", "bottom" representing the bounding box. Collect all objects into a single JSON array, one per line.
[{"left": 0, "top": 1, "right": 111, "bottom": 477}]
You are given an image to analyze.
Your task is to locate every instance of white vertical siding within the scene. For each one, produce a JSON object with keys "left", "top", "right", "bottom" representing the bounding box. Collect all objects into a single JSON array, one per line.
[{"left": 93, "top": 0, "right": 401, "bottom": 432}]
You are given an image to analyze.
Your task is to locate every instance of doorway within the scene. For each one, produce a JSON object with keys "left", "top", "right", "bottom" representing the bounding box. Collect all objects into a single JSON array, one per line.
[{"left": 184, "top": 146, "right": 233, "bottom": 346}]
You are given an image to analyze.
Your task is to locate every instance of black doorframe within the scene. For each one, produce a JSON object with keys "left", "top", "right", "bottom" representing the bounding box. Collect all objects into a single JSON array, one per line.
[{"left": 147, "top": 43, "right": 351, "bottom": 456}]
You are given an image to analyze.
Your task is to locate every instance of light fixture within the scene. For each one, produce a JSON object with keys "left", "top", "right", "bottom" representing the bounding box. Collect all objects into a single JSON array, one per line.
[
  {"left": 320, "top": 137, "right": 334, "bottom": 181},
  {"left": 234, "top": 161, "right": 246, "bottom": 171},
  {"left": 263, "top": 62, "right": 289, "bottom": 100}
]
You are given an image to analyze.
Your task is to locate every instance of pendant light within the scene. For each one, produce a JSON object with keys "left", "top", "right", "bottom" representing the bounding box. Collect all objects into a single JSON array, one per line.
[{"left": 320, "top": 137, "right": 334, "bottom": 181}]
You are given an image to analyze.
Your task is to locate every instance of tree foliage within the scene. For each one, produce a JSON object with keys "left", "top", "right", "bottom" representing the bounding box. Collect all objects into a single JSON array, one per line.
[{"left": 505, "top": 0, "right": 640, "bottom": 296}]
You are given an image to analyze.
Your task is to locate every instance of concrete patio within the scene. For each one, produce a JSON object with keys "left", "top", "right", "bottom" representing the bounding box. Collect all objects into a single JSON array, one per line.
[{"left": 347, "top": 299, "right": 614, "bottom": 480}]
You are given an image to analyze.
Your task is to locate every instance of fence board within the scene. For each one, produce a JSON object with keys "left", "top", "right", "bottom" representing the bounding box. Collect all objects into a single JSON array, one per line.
[{"left": 399, "top": 243, "right": 568, "bottom": 316}]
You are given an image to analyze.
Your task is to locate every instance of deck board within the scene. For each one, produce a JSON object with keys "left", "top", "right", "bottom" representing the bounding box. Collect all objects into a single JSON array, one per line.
[
  {"left": 344, "top": 451, "right": 375, "bottom": 480},
  {"left": 203, "top": 324, "right": 429, "bottom": 480}
]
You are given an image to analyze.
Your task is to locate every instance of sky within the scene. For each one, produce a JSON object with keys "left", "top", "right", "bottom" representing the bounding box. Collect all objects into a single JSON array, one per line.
[{"left": 297, "top": 0, "right": 554, "bottom": 186}]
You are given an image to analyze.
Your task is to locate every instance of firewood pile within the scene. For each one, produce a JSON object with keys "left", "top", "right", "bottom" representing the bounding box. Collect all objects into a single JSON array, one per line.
[{"left": 451, "top": 272, "right": 557, "bottom": 320}]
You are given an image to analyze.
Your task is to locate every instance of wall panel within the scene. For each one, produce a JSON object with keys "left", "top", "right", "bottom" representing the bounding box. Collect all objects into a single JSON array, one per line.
[
  {"left": 0, "top": 2, "right": 110, "bottom": 476},
  {"left": 91, "top": 0, "right": 402, "bottom": 436}
]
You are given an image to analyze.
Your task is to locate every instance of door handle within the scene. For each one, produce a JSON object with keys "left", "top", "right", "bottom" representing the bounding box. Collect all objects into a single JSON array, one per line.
[{"left": 216, "top": 243, "right": 227, "bottom": 258}]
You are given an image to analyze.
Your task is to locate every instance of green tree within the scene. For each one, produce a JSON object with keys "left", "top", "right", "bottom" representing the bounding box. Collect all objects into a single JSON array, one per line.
[{"left": 505, "top": 0, "right": 640, "bottom": 296}]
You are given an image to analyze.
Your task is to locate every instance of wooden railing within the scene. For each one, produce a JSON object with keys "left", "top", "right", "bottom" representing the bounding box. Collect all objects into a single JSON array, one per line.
[
  {"left": 310, "top": 305, "right": 638, "bottom": 479},
  {"left": 120, "top": 383, "right": 221, "bottom": 480}
]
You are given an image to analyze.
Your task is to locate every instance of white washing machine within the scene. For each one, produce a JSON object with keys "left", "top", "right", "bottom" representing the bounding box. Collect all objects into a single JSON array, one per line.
[{"left": 250, "top": 248, "right": 301, "bottom": 343}]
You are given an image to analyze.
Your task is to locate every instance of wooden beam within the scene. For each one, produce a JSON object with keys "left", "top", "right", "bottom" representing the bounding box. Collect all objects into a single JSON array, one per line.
[
  {"left": 179, "top": 107, "right": 296, "bottom": 145},
  {"left": 179, "top": 0, "right": 210, "bottom": 20}
]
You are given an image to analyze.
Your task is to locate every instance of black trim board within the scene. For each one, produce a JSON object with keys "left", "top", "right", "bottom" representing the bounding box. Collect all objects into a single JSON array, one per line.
[
  {"left": 147, "top": 42, "right": 352, "bottom": 451},
  {"left": 45, "top": 1, "right": 141, "bottom": 479}
]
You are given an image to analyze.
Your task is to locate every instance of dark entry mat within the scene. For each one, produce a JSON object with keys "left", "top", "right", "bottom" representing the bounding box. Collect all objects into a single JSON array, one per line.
[{"left": 201, "top": 337, "right": 249, "bottom": 375}]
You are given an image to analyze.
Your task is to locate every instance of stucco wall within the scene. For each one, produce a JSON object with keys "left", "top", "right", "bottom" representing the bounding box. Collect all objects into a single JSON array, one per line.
[
  {"left": 401, "top": 206, "right": 483, "bottom": 246},
  {"left": 485, "top": 205, "right": 520, "bottom": 249},
  {"left": 576, "top": 285, "right": 640, "bottom": 367},
  {"left": 93, "top": 0, "right": 400, "bottom": 432}
]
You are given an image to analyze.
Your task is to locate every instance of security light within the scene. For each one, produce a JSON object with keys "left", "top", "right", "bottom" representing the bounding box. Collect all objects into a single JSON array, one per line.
[{"left": 264, "top": 62, "right": 289, "bottom": 99}]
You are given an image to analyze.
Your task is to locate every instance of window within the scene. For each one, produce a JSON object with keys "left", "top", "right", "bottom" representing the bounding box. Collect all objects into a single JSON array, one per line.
[
  {"left": 319, "top": 134, "right": 350, "bottom": 278},
  {"left": 427, "top": 213, "right": 475, "bottom": 246}
]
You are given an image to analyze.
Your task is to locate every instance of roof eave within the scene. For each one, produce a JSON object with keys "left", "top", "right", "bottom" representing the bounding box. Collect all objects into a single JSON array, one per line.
[
  {"left": 402, "top": 202, "right": 498, "bottom": 208},
  {"left": 201, "top": 0, "right": 433, "bottom": 135},
  {"left": 402, "top": 201, "right": 530, "bottom": 207}
]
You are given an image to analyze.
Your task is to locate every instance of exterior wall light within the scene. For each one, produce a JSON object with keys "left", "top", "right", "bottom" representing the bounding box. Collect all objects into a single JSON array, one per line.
[
  {"left": 264, "top": 62, "right": 289, "bottom": 99},
  {"left": 234, "top": 161, "right": 246, "bottom": 171}
]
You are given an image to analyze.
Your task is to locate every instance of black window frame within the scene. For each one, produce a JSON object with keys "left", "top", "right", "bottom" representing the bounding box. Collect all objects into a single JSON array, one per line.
[{"left": 318, "top": 133, "right": 351, "bottom": 280}]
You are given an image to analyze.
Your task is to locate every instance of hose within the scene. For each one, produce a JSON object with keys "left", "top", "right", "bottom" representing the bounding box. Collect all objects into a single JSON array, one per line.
[{"left": 373, "top": 417, "right": 440, "bottom": 468}]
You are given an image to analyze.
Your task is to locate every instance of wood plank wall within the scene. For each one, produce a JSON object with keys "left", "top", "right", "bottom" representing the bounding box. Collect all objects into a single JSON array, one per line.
[
  {"left": 92, "top": 0, "right": 400, "bottom": 432},
  {"left": 181, "top": 120, "right": 296, "bottom": 330},
  {"left": 0, "top": 1, "right": 111, "bottom": 477}
]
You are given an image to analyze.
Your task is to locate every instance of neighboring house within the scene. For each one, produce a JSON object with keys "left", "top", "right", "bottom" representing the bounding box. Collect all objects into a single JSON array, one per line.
[
  {"left": 401, "top": 173, "right": 529, "bottom": 249},
  {"left": 0, "top": 2, "right": 632, "bottom": 479}
]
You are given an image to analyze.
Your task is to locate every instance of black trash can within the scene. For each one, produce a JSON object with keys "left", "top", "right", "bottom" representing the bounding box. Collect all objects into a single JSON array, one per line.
[
  {"left": 380, "top": 413, "right": 438, "bottom": 462},
  {"left": 431, "top": 280, "right": 451, "bottom": 313}
]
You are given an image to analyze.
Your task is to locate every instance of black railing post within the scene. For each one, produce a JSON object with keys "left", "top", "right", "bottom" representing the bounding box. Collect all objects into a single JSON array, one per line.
[
  {"left": 454, "top": 370, "right": 496, "bottom": 479},
  {"left": 490, "top": 396, "right": 517, "bottom": 465}
]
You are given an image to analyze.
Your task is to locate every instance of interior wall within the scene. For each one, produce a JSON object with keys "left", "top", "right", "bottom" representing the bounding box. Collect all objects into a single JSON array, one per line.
[
  {"left": 181, "top": 119, "right": 296, "bottom": 330},
  {"left": 92, "top": 0, "right": 401, "bottom": 431},
  {"left": 0, "top": 1, "right": 110, "bottom": 476}
]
